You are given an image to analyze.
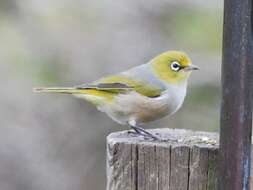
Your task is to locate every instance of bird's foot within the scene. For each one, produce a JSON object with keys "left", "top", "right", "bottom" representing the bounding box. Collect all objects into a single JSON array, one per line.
[
  {"left": 127, "top": 130, "right": 139, "bottom": 136},
  {"left": 129, "top": 125, "right": 161, "bottom": 141}
]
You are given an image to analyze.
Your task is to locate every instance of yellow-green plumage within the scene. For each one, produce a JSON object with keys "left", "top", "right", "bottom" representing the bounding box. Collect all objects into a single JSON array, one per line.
[
  {"left": 34, "top": 50, "right": 198, "bottom": 127},
  {"left": 96, "top": 75, "right": 163, "bottom": 97},
  {"left": 35, "top": 75, "right": 164, "bottom": 106},
  {"left": 151, "top": 51, "right": 192, "bottom": 84},
  {"left": 34, "top": 87, "right": 116, "bottom": 105}
]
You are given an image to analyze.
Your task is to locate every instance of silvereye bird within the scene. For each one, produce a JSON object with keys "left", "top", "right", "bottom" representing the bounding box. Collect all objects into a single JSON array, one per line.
[{"left": 34, "top": 51, "right": 199, "bottom": 140}]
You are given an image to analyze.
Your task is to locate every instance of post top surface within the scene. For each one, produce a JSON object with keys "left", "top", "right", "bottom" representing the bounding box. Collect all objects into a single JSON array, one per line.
[{"left": 107, "top": 128, "right": 219, "bottom": 148}]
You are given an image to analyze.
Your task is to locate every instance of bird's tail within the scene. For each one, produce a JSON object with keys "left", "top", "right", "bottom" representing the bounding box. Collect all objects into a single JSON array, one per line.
[
  {"left": 33, "top": 87, "right": 82, "bottom": 94},
  {"left": 33, "top": 87, "right": 115, "bottom": 105}
]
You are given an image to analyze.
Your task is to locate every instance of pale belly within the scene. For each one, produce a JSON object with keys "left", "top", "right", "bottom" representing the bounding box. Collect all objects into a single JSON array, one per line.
[{"left": 97, "top": 89, "right": 186, "bottom": 125}]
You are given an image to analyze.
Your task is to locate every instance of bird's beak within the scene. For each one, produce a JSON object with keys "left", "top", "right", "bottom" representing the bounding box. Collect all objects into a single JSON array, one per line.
[{"left": 183, "top": 64, "right": 200, "bottom": 71}]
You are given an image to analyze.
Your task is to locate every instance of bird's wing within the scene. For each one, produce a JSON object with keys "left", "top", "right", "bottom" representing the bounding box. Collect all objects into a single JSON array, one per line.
[
  {"left": 77, "top": 83, "right": 133, "bottom": 90},
  {"left": 76, "top": 75, "right": 165, "bottom": 98}
]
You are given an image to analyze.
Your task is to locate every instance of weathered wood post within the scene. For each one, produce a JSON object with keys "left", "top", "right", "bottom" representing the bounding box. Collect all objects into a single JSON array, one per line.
[
  {"left": 107, "top": 129, "right": 219, "bottom": 190},
  {"left": 219, "top": 0, "right": 253, "bottom": 190},
  {"left": 106, "top": 1, "right": 253, "bottom": 189}
]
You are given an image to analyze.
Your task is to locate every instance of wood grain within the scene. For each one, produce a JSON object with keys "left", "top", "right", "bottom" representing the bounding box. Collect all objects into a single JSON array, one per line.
[{"left": 107, "top": 128, "right": 219, "bottom": 190}]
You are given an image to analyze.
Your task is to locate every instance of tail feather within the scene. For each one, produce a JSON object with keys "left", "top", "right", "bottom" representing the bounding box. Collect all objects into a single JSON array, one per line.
[
  {"left": 33, "top": 87, "right": 81, "bottom": 94},
  {"left": 33, "top": 87, "right": 115, "bottom": 105}
]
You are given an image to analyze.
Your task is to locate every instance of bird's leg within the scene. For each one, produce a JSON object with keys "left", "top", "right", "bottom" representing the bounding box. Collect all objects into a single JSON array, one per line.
[
  {"left": 127, "top": 125, "right": 144, "bottom": 136},
  {"left": 127, "top": 128, "right": 139, "bottom": 135},
  {"left": 130, "top": 125, "right": 160, "bottom": 140}
]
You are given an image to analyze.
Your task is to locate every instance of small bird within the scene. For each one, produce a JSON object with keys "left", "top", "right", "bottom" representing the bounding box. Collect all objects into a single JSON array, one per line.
[{"left": 34, "top": 51, "right": 199, "bottom": 140}]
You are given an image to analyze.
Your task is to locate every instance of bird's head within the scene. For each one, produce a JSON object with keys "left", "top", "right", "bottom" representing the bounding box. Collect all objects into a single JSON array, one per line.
[{"left": 151, "top": 51, "right": 198, "bottom": 85}]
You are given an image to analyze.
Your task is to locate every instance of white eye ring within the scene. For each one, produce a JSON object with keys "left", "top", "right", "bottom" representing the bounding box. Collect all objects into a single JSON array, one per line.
[{"left": 170, "top": 61, "right": 181, "bottom": 71}]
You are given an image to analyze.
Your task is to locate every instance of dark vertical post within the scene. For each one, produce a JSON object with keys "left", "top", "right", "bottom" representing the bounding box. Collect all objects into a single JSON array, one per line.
[{"left": 219, "top": 0, "right": 253, "bottom": 190}]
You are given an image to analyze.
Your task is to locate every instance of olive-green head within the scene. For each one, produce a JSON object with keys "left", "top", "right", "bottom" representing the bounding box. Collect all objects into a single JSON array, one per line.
[{"left": 151, "top": 51, "right": 199, "bottom": 85}]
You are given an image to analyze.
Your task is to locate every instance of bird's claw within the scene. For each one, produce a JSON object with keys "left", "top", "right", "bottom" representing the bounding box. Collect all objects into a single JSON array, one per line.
[{"left": 128, "top": 127, "right": 161, "bottom": 141}]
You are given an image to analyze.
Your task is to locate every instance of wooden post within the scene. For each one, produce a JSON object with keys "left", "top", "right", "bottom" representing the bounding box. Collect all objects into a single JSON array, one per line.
[
  {"left": 219, "top": 0, "right": 253, "bottom": 190},
  {"left": 106, "top": 129, "right": 219, "bottom": 190}
]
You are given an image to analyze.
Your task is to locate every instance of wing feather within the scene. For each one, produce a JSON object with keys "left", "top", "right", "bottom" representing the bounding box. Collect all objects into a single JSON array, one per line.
[
  {"left": 76, "top": 83, "right": 133, "bottom": 90},
  {"left": 76, "top": 75, "right": 164, "bottom": 98}
]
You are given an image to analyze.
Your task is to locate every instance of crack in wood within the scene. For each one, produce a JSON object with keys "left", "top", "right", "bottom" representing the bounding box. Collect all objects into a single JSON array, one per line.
[{"left": 106, "top": 129, "right": 219, "bottom": 190}]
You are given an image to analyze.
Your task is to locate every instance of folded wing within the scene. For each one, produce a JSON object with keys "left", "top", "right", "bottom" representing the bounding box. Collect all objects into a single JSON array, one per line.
[{"left": 77, "top": 74, "right": 164, "bottom": 98}]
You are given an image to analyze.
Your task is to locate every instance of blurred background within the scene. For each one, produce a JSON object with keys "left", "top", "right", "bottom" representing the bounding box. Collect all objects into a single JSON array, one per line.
[{"left": 0, "top": 0, "right": 222, "bottom": 189}]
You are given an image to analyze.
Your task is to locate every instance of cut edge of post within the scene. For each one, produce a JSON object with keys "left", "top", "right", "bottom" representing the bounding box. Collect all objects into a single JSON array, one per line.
[
  {"left": 107, "top": 128, "right": 219, "bottom": 148},
  {"left": 106, "top": 128, "right": 220, "bottom": 190}
]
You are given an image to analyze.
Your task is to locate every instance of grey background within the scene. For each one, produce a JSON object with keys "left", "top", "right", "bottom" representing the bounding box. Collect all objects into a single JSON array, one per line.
[{"left": 0, "top": 1, "right": 222, "bottom": 189}]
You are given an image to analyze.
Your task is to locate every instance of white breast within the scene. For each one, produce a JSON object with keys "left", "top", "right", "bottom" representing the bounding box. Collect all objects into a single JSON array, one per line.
[
  {"left": 158, "top": 83, "right": 187, "bottom": 115},
  {"left": 97, "top": 83, "right": 187, "bottom": 125}
]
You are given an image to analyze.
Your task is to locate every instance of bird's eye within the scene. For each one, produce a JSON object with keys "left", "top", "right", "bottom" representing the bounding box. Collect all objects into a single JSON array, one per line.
[{"left": 170, "top": 61, "right": 181, "bottom": 71}]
